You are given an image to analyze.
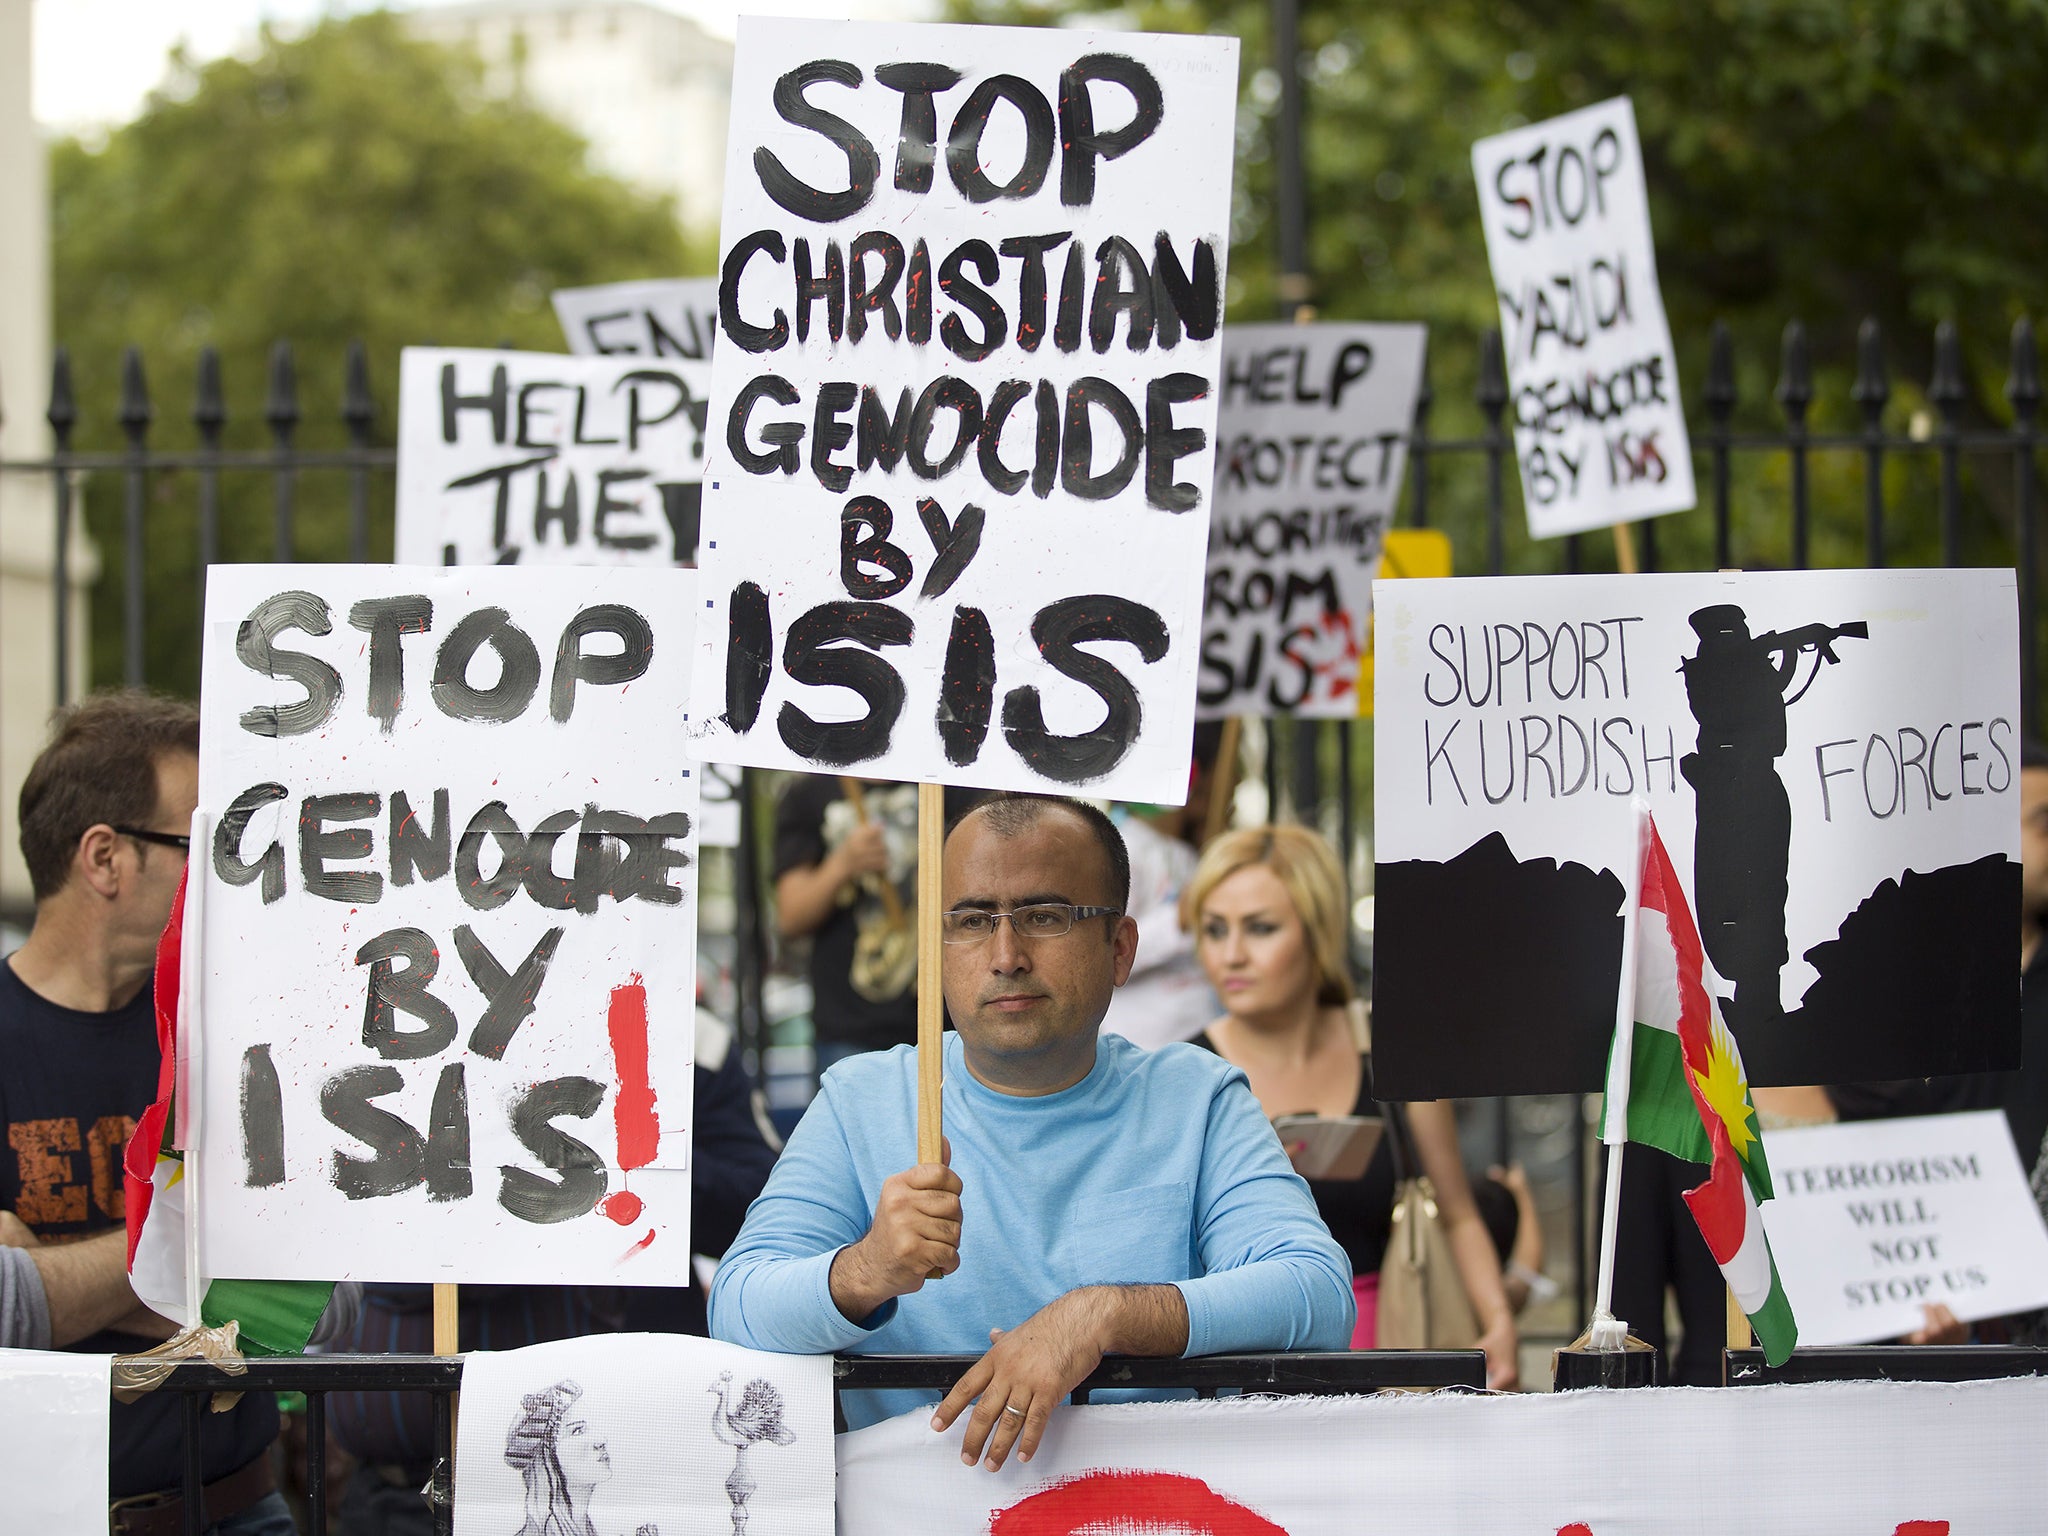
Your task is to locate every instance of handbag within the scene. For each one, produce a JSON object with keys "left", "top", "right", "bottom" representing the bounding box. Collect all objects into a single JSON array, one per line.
[{"left": 1374, "top": 1098, "right": 1481, "bottom": 1350}]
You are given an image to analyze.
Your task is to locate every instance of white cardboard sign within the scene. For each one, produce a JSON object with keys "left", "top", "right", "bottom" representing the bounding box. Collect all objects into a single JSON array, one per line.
[
  {"left": 1762, "top": 1110, "right": 2048, "bottom": 1345},
  {"left": 197, "top": 565, "right": 700, "bottom": 1285},
  {"left": 1472, "top": 97, "right": 1695, "bottom": 538},
  {"left": 456, "top": 1333, "right": 834, "bottom": 1536},
  {"left": 1199, "top": 322, "right": 1426, "bottom": 719},
  {"left": 1371, "top": 568, "right": 2020, "bottom": 1098},
  {"left": 686, "top": 20, "right": 1239, "bottom": 802},
  {"left": 395, "top": 347, "right": 711, "bottom": 567},
  {"left": 553, "top": 277, "right": 721, "bottom": 360},
  {"left": 0, "top": 1351, "right": 109, "bottom": 1531}
]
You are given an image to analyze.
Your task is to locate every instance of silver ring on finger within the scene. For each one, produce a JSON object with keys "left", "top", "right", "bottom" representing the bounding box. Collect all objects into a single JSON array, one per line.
[{"left": 1002, "top": 1402, "right": 1027, "bottom": 1418}]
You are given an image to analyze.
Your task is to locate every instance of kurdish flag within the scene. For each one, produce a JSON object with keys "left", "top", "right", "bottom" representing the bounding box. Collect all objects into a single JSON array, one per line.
[
  {"left": 1603, "top": 813, "right": 1797, "bottom": 1365},
  {"left": 124, "top": 867, "right": 335, "bottom": 1356}
]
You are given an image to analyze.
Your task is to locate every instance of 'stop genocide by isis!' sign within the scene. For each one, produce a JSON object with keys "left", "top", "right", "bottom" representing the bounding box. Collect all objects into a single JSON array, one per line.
[{"left": 686, "top": 20, "right": 1239, "bottom": 803}]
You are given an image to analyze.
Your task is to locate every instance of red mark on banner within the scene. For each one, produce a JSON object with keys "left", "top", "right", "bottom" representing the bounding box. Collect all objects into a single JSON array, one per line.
[
  {"left": 599, "top": 1190, "right": 644, "bottom": 1225},
  {"left": 1558, "top": 1526, "right": 1594, "bottom": 1535},
  {"left": 1895, "top": 1524, "right": 1950, "bottom": 1535},
  {"left": 989, "top": 1471, "right": 1289, "bottom": 1536},
  {"left": 607, "top": 975, "right": 659, "bottom": 1171}
]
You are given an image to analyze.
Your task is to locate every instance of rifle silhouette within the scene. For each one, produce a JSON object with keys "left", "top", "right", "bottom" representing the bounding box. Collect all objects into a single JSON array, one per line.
[{"left": 1759, "top": 620, "right": 1870, "bottom": 704}]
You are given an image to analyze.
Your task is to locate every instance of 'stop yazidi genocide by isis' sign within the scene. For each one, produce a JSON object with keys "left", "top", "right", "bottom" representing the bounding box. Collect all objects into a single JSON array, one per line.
[
  {"left": 195, "top": 564, "right": 700, "bottom": 1286},
  {"left": 1471, "top": 97, "right": 1696, "bottom": 539},
  {"left": 686, "top": 20, "right": 1240, "bottom": 803}
]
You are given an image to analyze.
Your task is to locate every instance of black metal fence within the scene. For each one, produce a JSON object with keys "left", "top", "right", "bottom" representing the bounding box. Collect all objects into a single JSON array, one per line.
[{"left": 140, "top": 1349, "right": 1486, "bottom": 1536}]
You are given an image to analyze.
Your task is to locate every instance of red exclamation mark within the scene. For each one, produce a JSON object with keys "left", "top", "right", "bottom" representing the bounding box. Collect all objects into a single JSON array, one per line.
[{"left": 599, "top": 975, "right": 659, "bottom": 1227}]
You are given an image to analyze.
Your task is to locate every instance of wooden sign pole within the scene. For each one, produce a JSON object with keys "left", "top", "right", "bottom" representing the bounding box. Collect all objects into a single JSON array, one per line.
[
  {"left": 916, "top": 783, "right": 946, "bottom": 1166},
  {"left": 1612, "top": 521, "right": 1641, "bottom": 576},
  {"left": 434, "top": 1283, "right": 458, "bottom": 1355},
  {"left": 1204, "top": 716, "right": 1244, "bottom": 845}
]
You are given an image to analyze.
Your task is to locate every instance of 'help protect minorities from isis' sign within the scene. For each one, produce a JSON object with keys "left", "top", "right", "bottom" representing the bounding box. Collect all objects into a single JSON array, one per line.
[
  {"left": 196, "top": 565, "right": 700, "bottom": 1286},
  {"left": 687, "top": 21, "right": 1239, "bottom": 802},
  {"left": 396, "top": 348, "right": 711, "bottom": 567},
  {"left": 1200, "top": 323, "right": 1426, "bottom": 718},
  {"left": 1472, "top": 97, "right": 1695, "bottom": 539}
]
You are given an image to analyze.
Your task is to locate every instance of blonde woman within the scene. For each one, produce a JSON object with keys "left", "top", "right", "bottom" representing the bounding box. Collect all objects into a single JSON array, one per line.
[{"left": 1182, "top": 826, "right": 1520, "bottom": 1389}]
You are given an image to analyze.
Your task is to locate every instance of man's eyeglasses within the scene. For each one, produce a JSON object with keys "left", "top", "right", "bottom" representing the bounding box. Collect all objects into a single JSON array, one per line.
[
  {"left": 114, "top": 826, "right": 192, "bottom": 855},
  {"left": 940, "top": 903, "right": 1122, "bottom": 945}
]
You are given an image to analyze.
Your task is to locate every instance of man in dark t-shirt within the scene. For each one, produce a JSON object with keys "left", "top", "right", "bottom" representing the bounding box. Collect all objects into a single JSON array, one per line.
[
  {"left": 773, "top": 777, "right": 981, "bottom": 1067},
  {"left": 1, "top": 690, "right": 290, "bottom": 1534}
]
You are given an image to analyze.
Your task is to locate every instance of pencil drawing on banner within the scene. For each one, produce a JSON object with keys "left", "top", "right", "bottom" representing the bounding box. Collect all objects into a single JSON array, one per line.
[{"left": 1371, "top": 568, "right": 2019, "bottom": 1099}]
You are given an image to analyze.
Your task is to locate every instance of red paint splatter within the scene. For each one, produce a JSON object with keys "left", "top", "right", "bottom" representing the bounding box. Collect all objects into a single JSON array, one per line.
[
  {"left": 989, "top": 1471, "right": 1289, "bottom": 1536},
  {"left": 599, "top": 1190, "right": 644, "bottom": 1225},
  {"left": 607, "top": 973, "right": 659, "bottom": 1171},
  {"left": 1895, "top": 1525, "right": 1951, "bottom": 1535},
  {"left": 1558, "top": 1526, "right": 1594, "bottom": 1536}
]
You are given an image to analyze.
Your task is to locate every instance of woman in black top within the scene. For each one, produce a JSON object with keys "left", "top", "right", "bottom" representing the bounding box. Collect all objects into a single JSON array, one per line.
[{"left": 1182, "top": 826, "right": 1520, "bottom": 1389}]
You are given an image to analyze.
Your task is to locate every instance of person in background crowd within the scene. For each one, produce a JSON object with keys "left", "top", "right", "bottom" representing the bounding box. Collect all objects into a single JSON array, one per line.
[
  {"left": 0, "top": 690, "right": 294, "bottom": 1535},
  {"left": 1474, "top": 1165, "right": 1555, "bottom": 1316},
  {"left": 773, "top": 776, "right": 981, "bottom": 1071},
  {"left": 1181, "top": 825, "right": 1520, "bottom": 1389},
  {"left": 332, "top": 1003, "right": 778, "bottom": 1535},
  {"left": 713, "top": 795, "right": 1353, "bottom": 1463},
  {"left": 1101, "top": 722, "right": 1226, "bottom": 1051}
]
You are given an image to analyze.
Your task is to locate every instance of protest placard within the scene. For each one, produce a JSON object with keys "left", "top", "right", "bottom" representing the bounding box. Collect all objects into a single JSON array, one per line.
[
  {"left": 1762, "top": 1110, "right": 2048, "bottom": 1345},
  {"left": 195, "top": 565, "right": 699, "bottom": 1285},
  {"left": 1472, "top": 97, "right": 1695, "bottom": 538},
  {"left": 553, "top": 277, "right": 721, "bottom": 360},
  {"left": 0, "top": 1351, "right": 108, "bottom": 1530},
  {"left": 1199, "top": 322, "right": 1425, "bottom": 719},
  {"left": 395, "top": 347, "right": 711, "bottom": 567},
  {"left": 1371, "top": 568, "right": 2019, "bottom": 1097},
  {"left": 839, "top": 1379, "right": 2045, "bottom": 1534},
  {"left": 685, "top": 19, "right": 1239, "bottom": 802}
]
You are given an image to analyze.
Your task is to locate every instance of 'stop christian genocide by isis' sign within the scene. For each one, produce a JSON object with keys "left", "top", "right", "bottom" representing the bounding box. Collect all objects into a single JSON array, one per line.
[
  {"left": 196, "top": 565, "right": 700, "bottom": 1286},
  {"left": 1472, "top": 97, "right": 1695, "bottom": 539},
  {"left": 1371, "top": 568, "right": 2019, "bottom": 1099},
  {"left": 686, "top": 20, "right": 1239, "bottom": 802}
]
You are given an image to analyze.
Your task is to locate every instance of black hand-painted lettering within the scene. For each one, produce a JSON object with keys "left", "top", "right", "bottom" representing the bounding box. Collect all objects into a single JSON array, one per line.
[
  {"left": 347, "top": 595, "right": 433, "bottom": 733},
  {"left": 456, "top": 801, "right": 528, "bottom": 912},
  {"left": 390, "top": 788, "right": 452, "bottom": 886},
  {"left": 1053, "top": 239, "right": 1085, "bottom": 352},
  {"left": 909, "top": 376, "right": 984, "bottom": 479},
  {"left": 978, "top": 380, "right": 1032, "bottom": 493},
  {"left": 657, "top": 480, "right": 701, "bottom": 563},
  {"left": 1151, "top": 234, "right": 1220, "bottom": 346},
  {"left": 1032, "top": 380, "right": 1060, "bottom": 497},
  {"left": 534, "top": 467, "right": 580, "bottom": 547},
  {"left": 355, "top": 926, "right": 460, "bottom": 1059},
  {"left": 440, "top": 360, "right": 508, "bottom": 444},
  {"left": 1090, "top": 236, "right": 1154, "bottom": 352},
  {"left": 848, "top": 232, "right": 905, "bottom": 342},
  {"left": 794, "top": 238, "right": 847, "bottom": 343},
  {"left": 917, "top": 499, "right": 985, "bottom": 599},
  {"left": 946, "top": 74, "right": 1054, "bottom": 203},
  {"left": 858, "top": 386, "right": 913, "bottom": 473},
  {"left": 1145, "top": 373, "right": 1209, "bottom": 512},
  {"left": 499, "top": 1076, "right": 608, "bottom": 1225},
  {"left": 906, "top": 239, "right": 934, "bottom": 345},
  {"left": 593, "top": 468, "right": 657, "bottom": 551},
  {"left": 1001, "top": 594, "right": 1170, "bottom": 782},
  {"left": 455, "top": 923, "right": 566, "bottom": 1060},
  {"left": 811, "top": 380, "right": 858, "bottom": 492},
  {"left": 1061, "top": 377, "right": 1142, "bottom": 499},
  {"left": 755, "top": 60, "right": 879, "bottom": 223},
  {"left": 321, "top": 1064, "right": 424, "bottom": 1201},
  {"left": 301, "top": 791, "right": 383, "bottom": 904},
  {"left": 840, "top": 496, "right": 914, "bottom": 599},
  {"left": 240, "top": 1044, "right": 285, "bottom": 1188},
  {"left": 776, "top": 601, "right": 915, "bottom": 766},
  {"left": 938, "top": 605, "right": 996, "bottom": 766},
  {"left": 937, "top": 239, "right": 1005, "bottom": 362},
  {"left": 521, "top": 809, "right": 582, "bottom": 910},
  {"left": 550, "top": 603, "right": 654, "bottom": 723},
  {"left": 215, "top": 782, "right": 289, "bottom": 903},
  {"left": 999, "top": 232, "right": 1070, "bottom": 352},
  {"left": 727, "top": 373, "right": 803, "bottom": 475},
  {"left": 614, "top": 367, "right": 699, "bottom": 451},
  {"left": 1058, "top": 55, "right": 1164, "bottom": 206},
  {"left": 432, "top": 607, "right": 542, "bottom": 723},
  {"left": 237, "top": 591, "right": 342, "bottom": 737},
  {"left": 723, "top": 582, "right": 773, "bottom": 732},
  {"left": 875, "top": 61, "right": 964, "bottom": 192},
  {"left": 720, "top": 230, "right": 790, "bottom": 352},
  {"left": 425, "top": 1063, "right": 472, "bottom": 1202}
]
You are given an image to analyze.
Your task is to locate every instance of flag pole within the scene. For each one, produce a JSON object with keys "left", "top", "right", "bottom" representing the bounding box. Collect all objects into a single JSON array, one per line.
[
  {"left": 916, "top": 782, "right": 945, "bottom": 1167},
  {"left": 179, "top": 811, "right": 211, "bottom": 1332},
  {"left": 1590, "top": 801, "right": 1649, "bottom": 1348}
]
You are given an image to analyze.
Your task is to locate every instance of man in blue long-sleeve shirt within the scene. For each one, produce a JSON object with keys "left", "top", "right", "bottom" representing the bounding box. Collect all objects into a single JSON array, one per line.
[{"left": 711, "top": 794, "right": 1352, "bottom": 1467}]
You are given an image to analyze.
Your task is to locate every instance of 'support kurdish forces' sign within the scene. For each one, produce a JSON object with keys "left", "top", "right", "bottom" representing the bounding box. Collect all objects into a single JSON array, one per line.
[
  {"left": 395, "top": 348, "right": 712, "bottom": 568},
  {"left": 1472, "top": 97, "right": 1695, "bottom": 538},
  {"left": 1199, "top": 323, "right": 1426, "bottom": 719},
  {"left": 1370, "top": 568, "right": 2019, "bottom": 1099},
  {"left": 196, "top": 565, "right": 700, "bottom": 1285},
  {"left": 687, "top": 20, "right": 1239, "bottom": 802}
]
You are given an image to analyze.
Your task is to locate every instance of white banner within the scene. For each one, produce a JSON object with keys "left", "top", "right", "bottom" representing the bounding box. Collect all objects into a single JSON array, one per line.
[
  {"left": 553, "top": 277, "right": 721, "bottom": 360},
  {"left": 1370, "top": 568, "right": 2019, "bottom": 1097},
  {"left": 840, "top": 1380, "right": 2045, "bottom": 1534},
  {"left": 1763, "top": 1110, "right": 2048, "bottom": 1345},
  {"left": 456, "top": 1333, "right": 834, "bottom": 1536},
  {"left": 395, "top": 347, "right": 711, "bottom": 567},
  {"left": 687, "top": 20, "right": 1239, "bottom": 802},
  {"left": 0, "top": 1350, "right": 108, "bottom": 1533},
  {"left": 1199, "top": 322, "right": 1425, "bottom": 719},
  {"left": 1473, "top": 97, "right": 1695, "bottom": 538},
  {"left": 197, "top": 565, "right": 700, "bottom": 1285}
]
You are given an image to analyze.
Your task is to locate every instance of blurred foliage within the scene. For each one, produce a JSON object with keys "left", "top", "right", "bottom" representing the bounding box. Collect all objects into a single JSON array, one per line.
[
  {"left": 51, "top": 12, "right": 707, "bottom": 695},
  {"left": 948, "top": 0, "right": 2048, "bottom": 580}
]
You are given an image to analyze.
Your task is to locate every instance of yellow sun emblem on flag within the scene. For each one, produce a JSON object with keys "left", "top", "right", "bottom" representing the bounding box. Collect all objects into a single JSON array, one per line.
[{"left": 1691, "top": 1014, "right": 1758, "bottom": 1163}]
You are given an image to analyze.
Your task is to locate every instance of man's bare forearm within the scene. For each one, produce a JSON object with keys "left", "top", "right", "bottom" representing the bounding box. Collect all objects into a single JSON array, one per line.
[
  {"left": 1074, "top": 1283, "right": 1190, "bottom": 1357},
  {"left": 32, "top": 1230, "right": 147, "bottom": 1348}
]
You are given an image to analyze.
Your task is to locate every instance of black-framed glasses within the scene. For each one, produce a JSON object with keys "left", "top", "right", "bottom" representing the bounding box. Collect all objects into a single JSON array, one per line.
[
  {"left": 113, "top": 826, "right": 192, "bottom": 855},
  {"left": 940, "top": 903, "right": 1122, "bottom": 945}
]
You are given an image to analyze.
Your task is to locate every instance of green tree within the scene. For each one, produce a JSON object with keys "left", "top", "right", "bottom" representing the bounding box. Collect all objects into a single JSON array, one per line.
[
  {"left": 951, "top": 0, "right": 2048, "bottom": 579},
  {"left": 51, "top": 12, "right": 705, "bottom": 695}
]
